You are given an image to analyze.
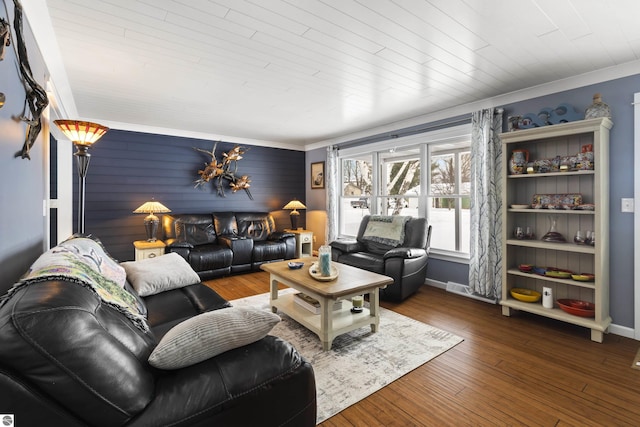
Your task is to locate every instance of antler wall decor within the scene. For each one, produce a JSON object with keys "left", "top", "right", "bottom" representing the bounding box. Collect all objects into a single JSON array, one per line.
[
  {"left": 7, "top": 0, "right": 49, "bottom": 159},
  {"left": 194, "top": 142, "right": 253, "bottom": 200}
]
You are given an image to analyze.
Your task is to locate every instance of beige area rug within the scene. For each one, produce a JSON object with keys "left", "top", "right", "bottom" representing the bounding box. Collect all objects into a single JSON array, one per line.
[
  {"left": 231, "top": 290, "right": 463, "bottom": 424},
  {"left": 632, "top": 348, "right": 640, "bottom": 370}
]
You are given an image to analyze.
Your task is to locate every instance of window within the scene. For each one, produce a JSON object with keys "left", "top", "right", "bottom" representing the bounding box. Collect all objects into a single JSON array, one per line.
[
  {"left": 379, "top": 146, "right": 420, "bottom": 216},
  {"left": 337, "top": 125, "right": 471, "bottom": 259},
  {"left": 428, "top": 148, "right": 471, "bottom": 254},
  {"left": 340, "top": 154, "right": 372, "bottom": 237}
]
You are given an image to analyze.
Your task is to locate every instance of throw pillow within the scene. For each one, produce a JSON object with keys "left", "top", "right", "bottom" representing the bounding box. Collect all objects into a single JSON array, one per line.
[
  {"left": 121, "top": 252, "right": 200, "bottom": 297},
  {"left": 362, "top": 215, "right": 411, "bottom": 247},
  {"left": 148, "top": 307, "right": 281, "bottom": 369}
]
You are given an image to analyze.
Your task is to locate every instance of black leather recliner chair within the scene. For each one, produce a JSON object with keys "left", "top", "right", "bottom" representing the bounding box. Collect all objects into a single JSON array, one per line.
[{"left": 330, "top": 215, "right": 432, "bottom": 301}]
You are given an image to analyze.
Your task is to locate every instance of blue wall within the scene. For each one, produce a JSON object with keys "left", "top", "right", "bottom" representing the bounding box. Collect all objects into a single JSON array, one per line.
[
  {"left": 74, "top": 130, "right": 306, "bottom": 262},
  {"left": 0, "top": 3, "right": 48, "bottom": 294}
]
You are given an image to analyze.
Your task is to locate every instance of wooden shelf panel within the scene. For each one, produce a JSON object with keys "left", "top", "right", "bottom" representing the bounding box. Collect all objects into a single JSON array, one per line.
[
  {"left": 507, "top": 170, "right": 595, "bottom": 179},
  {"left": 500, "top": 298, "right": 611, "bottom": 332},
  {"left": 506, "top": 269, "right": 596, "bottom": 289},
  {"left": 505, "top": 239, "right": 595, "bottom": 254},
  {"left": 271, "top": 293, "right": 372, "bottom": 336},
  {"left": 508, "top": 208, "right": 594, "bottom": 215}
]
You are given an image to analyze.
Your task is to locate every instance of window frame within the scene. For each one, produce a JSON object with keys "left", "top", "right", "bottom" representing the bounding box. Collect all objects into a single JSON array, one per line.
[{"left": 337, "top": 124, "right": 471, "bottom": 262}]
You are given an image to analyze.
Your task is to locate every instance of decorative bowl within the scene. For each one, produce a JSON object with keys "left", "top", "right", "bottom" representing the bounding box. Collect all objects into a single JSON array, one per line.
[
  {"left": 556, "top": 299, "right": 595, "bottom": 317},
  {"left": 518, "top": 264, "right": 533, "bottom": 272},
  {"left": 287, "top": 262, "right": 304, "bottom": 269},
  {"left": 571, "top": 273, "right": 595, "bottom": 282},
  {"left": 532, "top": 266, "right": 547, "bottom": 276},
  {"left": 510, "top": 288, "right": 541, "bottom": 303},
  {"left": 308, "top": 262, "right": 339, "bottom": 281},
  {"left": 545, "top": 270, "right": 572, "bottom": 279},
  {"left": 510, "top": 204, "right": 529, "bottom": 209}
]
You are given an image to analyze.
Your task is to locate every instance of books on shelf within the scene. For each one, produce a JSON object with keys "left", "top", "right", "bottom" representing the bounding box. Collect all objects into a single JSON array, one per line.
[{"left": 294, "top": 292, "right": 343, "bottom": 314}]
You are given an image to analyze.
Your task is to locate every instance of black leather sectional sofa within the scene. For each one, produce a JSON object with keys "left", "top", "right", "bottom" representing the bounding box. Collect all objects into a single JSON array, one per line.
[
  {"left": 0, "top": 235, "right": 316, "bottom": 426},
  {"left": 162, "top": 211, "right": 296, "bottom": 279}
]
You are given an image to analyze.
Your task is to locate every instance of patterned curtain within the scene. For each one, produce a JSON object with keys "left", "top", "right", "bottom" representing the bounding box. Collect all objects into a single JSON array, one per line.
[
  {"left": 326, "top": 145, "right": 339, "bottom": 243},
  {"left": 468, "top": 108, "right": 503, "bottom": 300}
]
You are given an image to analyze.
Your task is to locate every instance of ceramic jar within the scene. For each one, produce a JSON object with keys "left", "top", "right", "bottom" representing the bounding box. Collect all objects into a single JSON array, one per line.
[{"left": 509, "top": 149, "right": 529, "bottom": 175}]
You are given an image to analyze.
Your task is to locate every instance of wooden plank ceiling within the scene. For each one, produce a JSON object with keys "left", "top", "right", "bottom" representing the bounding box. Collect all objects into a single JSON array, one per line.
[{"left": 42, "top": 0, "right": 640, "bottom": 148}]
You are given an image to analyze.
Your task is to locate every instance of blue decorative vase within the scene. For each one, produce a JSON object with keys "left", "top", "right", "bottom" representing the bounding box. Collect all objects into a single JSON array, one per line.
[{"left": 318, "top": 245, "right": 332, "bottom": 277}]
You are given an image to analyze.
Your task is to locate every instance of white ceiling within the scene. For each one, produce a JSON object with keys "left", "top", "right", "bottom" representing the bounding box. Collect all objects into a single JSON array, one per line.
[{"left": 25, "top": 0, "right": 640, "bottom": 150}]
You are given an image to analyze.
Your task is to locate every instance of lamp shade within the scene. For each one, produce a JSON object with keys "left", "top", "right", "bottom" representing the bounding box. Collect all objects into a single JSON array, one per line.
[
  {"left": 283, "top": 199, "right": 307, "bottom": 210},
  {"left": 54, "top": 120, "right": 109, "bottom": 146},
  {"left": 133, "top": 200, "right": 171, "bottom": 214}
]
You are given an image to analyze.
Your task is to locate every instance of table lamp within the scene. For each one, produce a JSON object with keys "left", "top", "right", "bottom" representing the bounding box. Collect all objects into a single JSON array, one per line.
[
  {"left": 133, "top": 200, "right": 171, "bottom": 241},
  {"left": 283, "top": 199, "right": 306, "bottom": 230}
]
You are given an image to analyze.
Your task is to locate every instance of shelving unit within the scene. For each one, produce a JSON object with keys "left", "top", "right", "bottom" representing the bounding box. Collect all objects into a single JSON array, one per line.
[{"left": 500, "top": 117, "right": 613, "bottom": 342}]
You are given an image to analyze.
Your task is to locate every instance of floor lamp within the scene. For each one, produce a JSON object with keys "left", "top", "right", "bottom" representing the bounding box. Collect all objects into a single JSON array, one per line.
[{"left": 54, "top": 120, "right": 109, "bottom": 234}]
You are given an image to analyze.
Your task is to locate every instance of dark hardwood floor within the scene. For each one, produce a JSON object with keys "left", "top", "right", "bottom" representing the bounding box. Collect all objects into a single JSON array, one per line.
[{"left": 205, "top": 272, "right": 640, "bottom": 426}]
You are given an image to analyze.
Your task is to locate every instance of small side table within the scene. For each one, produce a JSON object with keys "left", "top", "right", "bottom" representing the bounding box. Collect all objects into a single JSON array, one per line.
[
  {"left": 134, "top": 240, "right": 166, "bottom": 261},
  {"left": 285, "top": 229, "right": 313, "bottom": 258}
]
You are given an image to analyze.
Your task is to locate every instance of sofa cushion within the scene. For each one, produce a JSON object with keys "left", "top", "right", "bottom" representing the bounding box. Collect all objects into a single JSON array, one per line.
[
  {"left": 188, "top": 244, "right": 233, "bottom": 272},
  {"left": 121, "top": 252, "right": 201, "bottom": 297},
  {"left": 234, "top": 212, "right": 276, "bottom": 241},
  {"left": 336, "top": 252, "right": 386, "bottom": 274},
  {"left": 144, "top": 284, "right": 232, "bottom": 339},
  {"left": 175, "top": 215, "right": 217, "bottom": 245},
  {"left": 253, "top": 240, "right": 288, "bottom": 262},
  {"left": 148, "top": 307, "right": 281, "bottom": 369},
  {"left": 213, "top": 211, "right": 239, "bottom": 235}
]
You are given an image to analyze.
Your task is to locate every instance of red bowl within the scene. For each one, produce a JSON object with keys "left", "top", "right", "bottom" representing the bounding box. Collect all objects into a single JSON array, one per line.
[
  {"left": 518, "top": 264, "right": 533, "bottom": 272},
  {"left": 556, "top": 299, "right": 595, "bottom": 317}
]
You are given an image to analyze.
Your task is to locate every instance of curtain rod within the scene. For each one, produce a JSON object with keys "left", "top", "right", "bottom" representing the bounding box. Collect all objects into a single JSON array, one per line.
[{"left": 337, "top": 115, "right": 472, "bottom": 150}]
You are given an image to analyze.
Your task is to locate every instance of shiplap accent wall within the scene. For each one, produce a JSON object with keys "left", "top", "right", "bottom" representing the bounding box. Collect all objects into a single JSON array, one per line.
[{"left": 71, "top": 130, "right": 305, "bottom": 261}]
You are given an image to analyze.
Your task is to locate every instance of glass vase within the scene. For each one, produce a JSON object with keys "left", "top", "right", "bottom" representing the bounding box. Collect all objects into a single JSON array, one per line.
[{"left": 541, "top": 215, "right": 566, "bottom": 242}]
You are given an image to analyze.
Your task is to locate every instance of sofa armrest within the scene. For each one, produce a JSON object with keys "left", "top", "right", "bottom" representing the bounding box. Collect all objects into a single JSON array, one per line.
[
  {"left": 165, "top": 238, "right": 194, "bottom": 249},
  {"left": 383, "top": 247, "right": 427, "bottom": 260},
  {"left": 269, "top": 231, "right": 295, "bottom": 240},
  {"left": 330, "top": 239, "right": 363, "bottom": 254},
  {"left": 218, "top": 235, "right": 254, "bottom": 266}
]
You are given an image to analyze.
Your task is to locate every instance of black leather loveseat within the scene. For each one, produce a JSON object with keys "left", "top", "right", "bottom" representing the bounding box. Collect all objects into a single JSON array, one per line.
[
  {"left": 0, "top": 235, "right": 316, "bottom": 426},
  {"left": 162, "top": 212, "right": 296, "bottom": 280},
  {"left": 330, "top": 215, "right": 432, "bottom": 302}
]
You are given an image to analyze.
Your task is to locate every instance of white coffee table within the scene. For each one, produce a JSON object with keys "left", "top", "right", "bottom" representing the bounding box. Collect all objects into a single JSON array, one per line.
[{"left": 260, "top": 258, "right": 393, "bottom": 350}]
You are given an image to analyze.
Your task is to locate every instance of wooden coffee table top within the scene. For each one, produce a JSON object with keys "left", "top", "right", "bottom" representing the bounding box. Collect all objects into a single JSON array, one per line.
[{"left": 261, "top": 258, "right": 392, "bottom": 299}]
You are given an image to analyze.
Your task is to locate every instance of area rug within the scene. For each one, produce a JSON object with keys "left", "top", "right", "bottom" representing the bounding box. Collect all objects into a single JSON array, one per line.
[{"left": 231, "top": 290, "right": 463, "bottom": 424}]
